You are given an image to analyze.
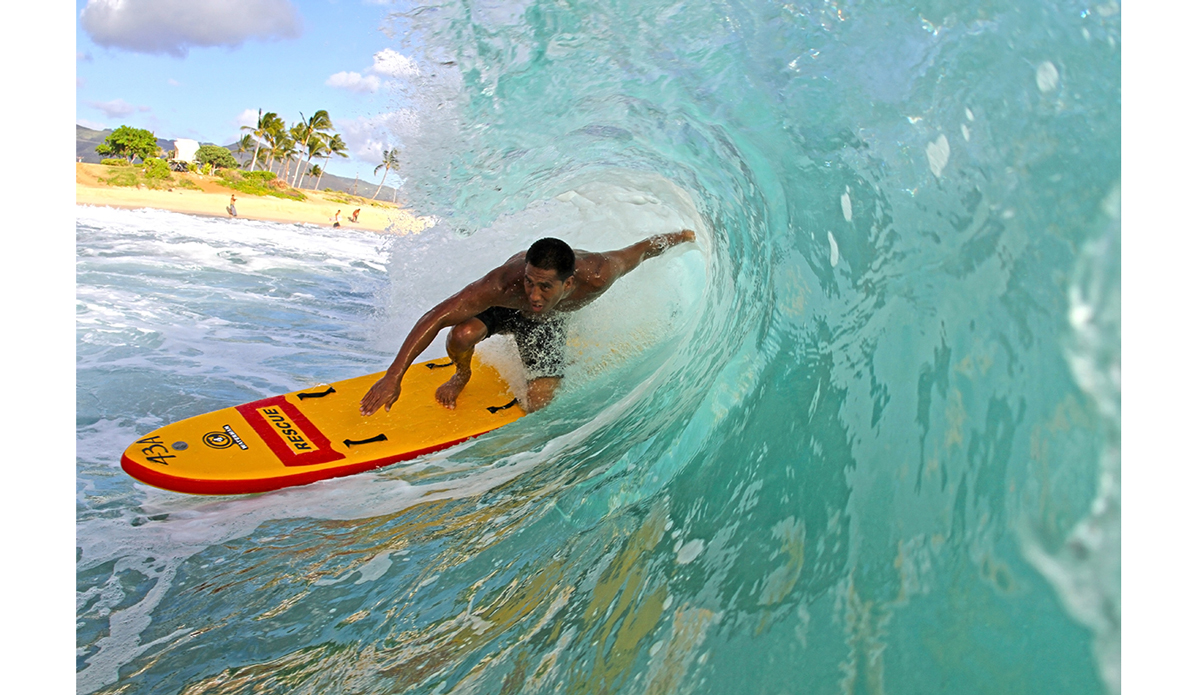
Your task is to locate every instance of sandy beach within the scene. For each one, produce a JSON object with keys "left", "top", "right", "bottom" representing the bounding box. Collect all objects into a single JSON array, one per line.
[{"left": 75, "top": 163, "right": 430, "bottom": 235}]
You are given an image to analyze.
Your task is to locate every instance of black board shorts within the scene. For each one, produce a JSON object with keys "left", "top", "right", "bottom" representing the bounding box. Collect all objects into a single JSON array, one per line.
[{"left": 475, "top": 307, "right": 567, "bottom": 379}]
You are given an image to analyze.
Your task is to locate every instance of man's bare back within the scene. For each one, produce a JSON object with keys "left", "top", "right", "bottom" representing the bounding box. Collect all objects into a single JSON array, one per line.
[{"left": 359, "top": 231, "right": 696, "bottom": 417}]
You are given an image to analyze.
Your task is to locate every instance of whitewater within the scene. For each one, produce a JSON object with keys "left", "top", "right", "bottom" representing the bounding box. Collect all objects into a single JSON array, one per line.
[{"left": 76, "top": 1, "right": 1120, "bottom": 693}]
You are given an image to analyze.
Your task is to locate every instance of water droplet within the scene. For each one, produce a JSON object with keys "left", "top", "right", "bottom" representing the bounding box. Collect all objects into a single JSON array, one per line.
[
  {"left": 1037, "top": 61, "right": 1059, "bottom": 93},
  {"left": 926, "top": 134, "right": 950, "bottom": 177}
]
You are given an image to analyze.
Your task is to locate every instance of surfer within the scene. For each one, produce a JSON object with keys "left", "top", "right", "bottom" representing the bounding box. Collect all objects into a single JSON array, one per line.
[{"left": 359, "top": 231, "right": 696, "bottom": 415}]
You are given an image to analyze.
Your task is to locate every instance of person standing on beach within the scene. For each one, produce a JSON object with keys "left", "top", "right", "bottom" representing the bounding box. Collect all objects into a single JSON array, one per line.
[
  {"left": 227, "top": 195, "right": 237, "bottom": 217},
  {"left": 333, "top": 210, "right": 341, "bottom": 228}
]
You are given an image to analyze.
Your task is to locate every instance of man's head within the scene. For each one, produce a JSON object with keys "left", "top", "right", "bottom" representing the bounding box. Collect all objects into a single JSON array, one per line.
[{"left": 524, "top": 238, "right": 576, "bottom": 314}]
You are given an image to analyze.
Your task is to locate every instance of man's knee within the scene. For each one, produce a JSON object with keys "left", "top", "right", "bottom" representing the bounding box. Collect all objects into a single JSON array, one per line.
[
  {"left": 526, "top": 377, "right": 560, "bottom": 412},
  {"left": 448, "top": 318, "right": 488, "bottom": 352}
]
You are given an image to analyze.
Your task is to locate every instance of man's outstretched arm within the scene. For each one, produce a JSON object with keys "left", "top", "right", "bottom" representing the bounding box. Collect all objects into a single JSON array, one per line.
[
  {"left": 602, "top": 229, "right": 696, "bottom": 282},
  {"left": 359, "top": 279, "right": 500, "bottom": 416}
]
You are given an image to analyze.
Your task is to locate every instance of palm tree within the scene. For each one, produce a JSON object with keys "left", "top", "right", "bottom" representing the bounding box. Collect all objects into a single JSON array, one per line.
[
  {"left": 234, "top": 134, "right": 255, "bottom": 168},
  {"left": 314, "top": 134, "right": 349, "bottom": 190},
  {"left": 253, "top": 113, "right": 287, "bottom": 174},
  {"left": 373, "top": 148, "right": 401, "bottom": 200},
  {"left": 280, "top": 122, "right": 308, "bottom": 182},
  {"left": 295, "top": 133, "right": 327, "bottom": 189},
  {"left": 240, "top": 110, "right": 281, "bottom": 172},
  {"left": 265, "top": 124, "right": 294, "bottom": 177},
  {"left": 290, "top": 110, "right": 333, "bottom": 187}
]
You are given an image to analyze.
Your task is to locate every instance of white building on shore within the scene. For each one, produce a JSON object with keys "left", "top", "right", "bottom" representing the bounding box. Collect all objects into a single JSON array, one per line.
[{"left": 171, "top": 139, "right": 200, "bottom": 163}]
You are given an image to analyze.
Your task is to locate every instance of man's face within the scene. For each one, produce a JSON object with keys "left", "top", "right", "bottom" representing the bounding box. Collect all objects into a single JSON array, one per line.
[{"left": 524, "top": 264, "right": 574, "bottom": 314}]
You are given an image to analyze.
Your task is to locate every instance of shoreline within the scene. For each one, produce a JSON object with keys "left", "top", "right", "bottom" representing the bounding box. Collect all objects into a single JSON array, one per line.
[{"left": 75, "top": 163, "right": 430, "bottom": 235}]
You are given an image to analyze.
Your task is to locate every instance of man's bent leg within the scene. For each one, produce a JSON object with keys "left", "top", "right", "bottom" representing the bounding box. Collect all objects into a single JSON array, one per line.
[
  {"left": 436, "top": 318, "right": 488, "bottom": 409},
  {"left": 525, "top": 377, "right": 560, "bottom": 412}
]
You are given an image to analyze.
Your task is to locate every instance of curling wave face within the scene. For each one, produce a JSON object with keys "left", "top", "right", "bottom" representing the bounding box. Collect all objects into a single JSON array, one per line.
[{"left": 76, "top": 1, "right": 1120, "bottom": 693}]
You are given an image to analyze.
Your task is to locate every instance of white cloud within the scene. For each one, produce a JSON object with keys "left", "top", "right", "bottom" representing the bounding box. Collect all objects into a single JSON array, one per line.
[
  {"left": 336, "top": 111, "right": 419, "bottom": 164},
  {"left": 78, "top": 118, "right": 108, "bottom": 130},
  {"left": 371, "top": 49, "right": 419, "bottom": 78},
  {"left": 235, "top": 109, "right": 261, "bottom": 128},
  {"left": 80, "top": 0, "right": 302, "bottom": 57},
  {"left": 167, "top": 78, "right": 180, "bottom": 87},
  {"left": 326, "top": 71, "right": 381, "bottom": 94},
  {"left": 88, "top": 99, "right": 150, "bottom": 118}
]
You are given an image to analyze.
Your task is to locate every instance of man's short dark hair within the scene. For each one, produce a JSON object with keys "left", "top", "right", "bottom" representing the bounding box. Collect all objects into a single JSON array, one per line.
[{"left": 527, "top": 238, "right": 575, "bottom": 280}]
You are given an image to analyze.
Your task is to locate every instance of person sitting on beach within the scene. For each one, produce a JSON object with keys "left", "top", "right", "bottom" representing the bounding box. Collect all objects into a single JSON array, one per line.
[
  {"left": 227, "top": 194, "right": 237, "bottom": 217},
  {"left": 350, "top": 209, "right": 361, "bottom": 223},
  {"left": 359, "top": 231, "right": 696, "bottom": 416},
  {"left": 333, "top": 210, "right": 341, "bottom": 228}
]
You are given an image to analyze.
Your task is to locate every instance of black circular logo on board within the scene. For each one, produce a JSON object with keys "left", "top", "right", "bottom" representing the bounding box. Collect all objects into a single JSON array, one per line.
[{"left": 203, "top": 431, "right": 234, "bottom": 449}]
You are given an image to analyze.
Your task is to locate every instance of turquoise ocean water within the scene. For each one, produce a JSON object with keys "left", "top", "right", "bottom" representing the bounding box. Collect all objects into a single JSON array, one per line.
[{"left": 76, "top": 1, "right": 1120, "bottom": 693}]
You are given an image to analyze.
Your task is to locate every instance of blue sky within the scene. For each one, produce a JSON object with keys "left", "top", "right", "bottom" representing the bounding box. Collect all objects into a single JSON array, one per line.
[{"left": 75, "top": 0, "right": 419, "bottom": 181}]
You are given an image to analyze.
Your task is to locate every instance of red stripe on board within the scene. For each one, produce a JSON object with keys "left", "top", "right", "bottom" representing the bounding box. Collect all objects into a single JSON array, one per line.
[
  {"left": 120, "top": 432, "right": 480, "bottom": 495},
  {"left": 235, "top": 395, "right": 345, "bottom": 467}
]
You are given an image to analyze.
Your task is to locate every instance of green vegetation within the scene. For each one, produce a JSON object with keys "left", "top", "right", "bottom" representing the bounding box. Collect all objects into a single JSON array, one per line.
[
  {"left": 100, "top": 158, "right": 132, "bottom": 167},
  {"left": 243, "top": 170, "right": 277, "bottom": 184},
  {"left": 99, "top": 169, "right": 140, "bottom": 187},
  {"left": 95, "top": 158, "right": 177, "bottom": 189},
  {"left": 217, "top": 169, "right": 306, "bottom": 201},
  {"left": 143, "top": 157, "right": 171, "bottom": 182},
  {"left": 321, "top": 190, "right": 387, "bottom": 207},
  {"left": 91, "top": 159, "right": 203, "bottom": 191},
  {"left": 195, "top": 144, "right": 238, "bottom": 170},
  {"left": 96, "top": 125, "right": 161, "bottom": 163}
]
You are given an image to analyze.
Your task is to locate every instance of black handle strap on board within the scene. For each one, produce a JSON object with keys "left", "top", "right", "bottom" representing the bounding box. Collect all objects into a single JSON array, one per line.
[
  {"left": 297, "top": 386, "right": 336, "bottom": 400},
  {"left": 425, "top": 360, "right": 454, "bottom": 369},
  {"left": 487, "top": 398, "right": 520, "bottom": 414},
  {"left": 344, "top": 434, "right": 388, "bottom": 447}
]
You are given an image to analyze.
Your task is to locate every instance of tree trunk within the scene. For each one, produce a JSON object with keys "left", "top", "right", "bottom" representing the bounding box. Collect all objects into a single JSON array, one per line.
[
  {"left": 291, "top": 131, "right": 311, "bottom": 188},
  {"left": 314, "top": 156, "right": 329, "bottom": 190},
  {"left": 372, "top": 168, "right": 387, "bottom": 199}
]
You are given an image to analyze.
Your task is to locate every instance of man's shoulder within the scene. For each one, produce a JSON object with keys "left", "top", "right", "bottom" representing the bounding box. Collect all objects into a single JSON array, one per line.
[
  {"left": 465, "top": 261, "right": 524, "bottom": 302},
  {"left": 573, "top": 250, "right": 620, "bottom": 287}
]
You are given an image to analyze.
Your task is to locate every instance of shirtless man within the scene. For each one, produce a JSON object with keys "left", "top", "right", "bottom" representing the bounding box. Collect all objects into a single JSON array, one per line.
[{"left": 359, "top": 230, "right": 696, "bottom": 416}]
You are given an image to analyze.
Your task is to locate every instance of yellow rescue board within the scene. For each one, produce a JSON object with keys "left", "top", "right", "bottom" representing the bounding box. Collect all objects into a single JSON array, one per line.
[{"left": 120, "top": 356, "right": 525, "bottom": 495}]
